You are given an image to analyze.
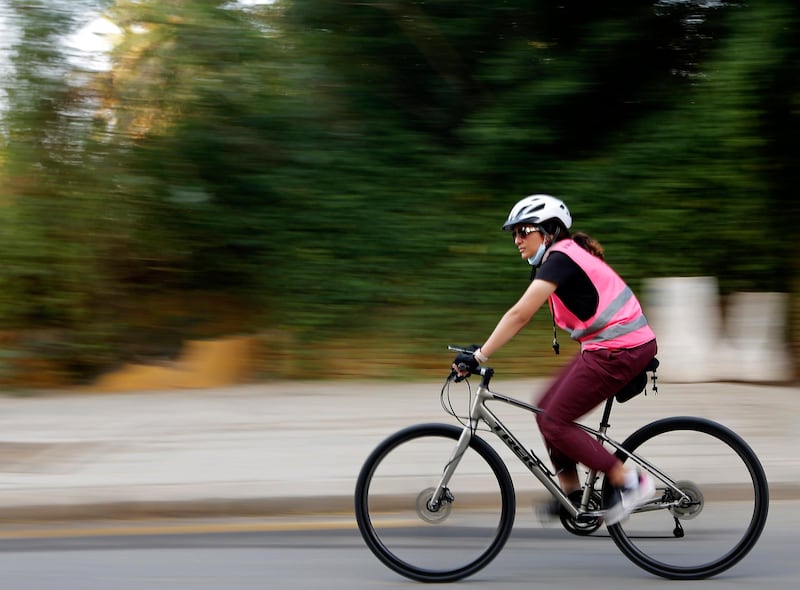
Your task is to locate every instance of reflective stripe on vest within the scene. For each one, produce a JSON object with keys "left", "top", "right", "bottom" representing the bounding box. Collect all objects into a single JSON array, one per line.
[
  {"left": 569, "top": 285, "right": 634, "bottom": 340},
  {"left": 582, "top": 313, "right": 649, "bottom": 344}
]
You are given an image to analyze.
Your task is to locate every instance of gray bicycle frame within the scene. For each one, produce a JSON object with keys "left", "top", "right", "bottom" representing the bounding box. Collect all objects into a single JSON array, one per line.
[{"left": 433, "top": 367, "right": 688, "bottom": 519}]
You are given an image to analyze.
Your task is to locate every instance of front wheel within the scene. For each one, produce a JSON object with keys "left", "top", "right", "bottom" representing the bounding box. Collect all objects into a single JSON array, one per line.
[
  {"left": 354, "top": 423, "right": 516, "bottom": 582},
  {"left": 603, "top": 417, "right": 769, "bottom": 579}
]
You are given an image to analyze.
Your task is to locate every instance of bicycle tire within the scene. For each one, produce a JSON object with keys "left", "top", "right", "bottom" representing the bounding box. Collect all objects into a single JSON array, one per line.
[
  {"left": 603, "top": 416, "right": 769, "bottom": 579},
  {"left": 354, "top": 423, "right": 516, "bottom": 582}
]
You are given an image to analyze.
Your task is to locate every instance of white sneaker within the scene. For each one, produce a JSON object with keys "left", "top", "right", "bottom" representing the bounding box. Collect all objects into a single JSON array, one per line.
[{"left": 605, "top": 471, "right": 656, "bottom": 525}]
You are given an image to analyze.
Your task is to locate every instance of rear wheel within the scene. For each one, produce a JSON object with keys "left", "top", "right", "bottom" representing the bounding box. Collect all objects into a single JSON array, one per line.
[
  {"left": 603, "top": 417, "right": 769, "bottom": 579},
  {"left": 354, "top": 423, "right": 516, "bottom": 582}
]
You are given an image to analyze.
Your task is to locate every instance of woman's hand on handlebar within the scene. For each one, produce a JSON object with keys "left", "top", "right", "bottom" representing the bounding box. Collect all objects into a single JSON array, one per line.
[{"left": 450, "top": 344, "right": 481, "bottom": 380}]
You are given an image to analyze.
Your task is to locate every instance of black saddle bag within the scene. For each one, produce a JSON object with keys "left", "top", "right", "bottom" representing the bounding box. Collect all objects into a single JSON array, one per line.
[{"left": 615, "top": 357, "right": 660, "bottom": 403}]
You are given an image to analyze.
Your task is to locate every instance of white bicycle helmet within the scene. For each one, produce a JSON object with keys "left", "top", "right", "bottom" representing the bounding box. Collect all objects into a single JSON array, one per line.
[{"left": 502, "top": 194, "right": 572, "bottom": 231}]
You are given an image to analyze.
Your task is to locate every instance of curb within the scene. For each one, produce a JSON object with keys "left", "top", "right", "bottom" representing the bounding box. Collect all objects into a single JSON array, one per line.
[{"left": 2, "top": 481, "right": 797, "bottom": 524}]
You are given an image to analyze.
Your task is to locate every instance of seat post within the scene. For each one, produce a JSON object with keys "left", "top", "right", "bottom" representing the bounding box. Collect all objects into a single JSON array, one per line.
[{"left": 599, "top": 397, "right": 615, "bottom": 431}]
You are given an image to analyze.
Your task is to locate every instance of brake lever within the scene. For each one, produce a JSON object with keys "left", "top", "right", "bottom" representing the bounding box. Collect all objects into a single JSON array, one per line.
[{"left": 450, "top": 363, "right": 472, "bottom": 383}]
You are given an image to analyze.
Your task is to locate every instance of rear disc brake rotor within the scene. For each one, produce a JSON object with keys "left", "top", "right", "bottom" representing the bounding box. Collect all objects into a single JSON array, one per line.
[{"left": 668, "top": 480, "right": 704, "bottom": 520}]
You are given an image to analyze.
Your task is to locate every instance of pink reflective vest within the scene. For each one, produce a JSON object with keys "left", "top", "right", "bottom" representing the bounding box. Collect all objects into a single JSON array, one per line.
[{"left": 545, "top": 239, "right": 656, "bottom": 351}]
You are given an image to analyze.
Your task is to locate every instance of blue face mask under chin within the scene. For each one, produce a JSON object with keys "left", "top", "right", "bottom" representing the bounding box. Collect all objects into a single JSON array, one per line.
[{"left": 528, "top": 242, "right": 547, "bottom": 267}]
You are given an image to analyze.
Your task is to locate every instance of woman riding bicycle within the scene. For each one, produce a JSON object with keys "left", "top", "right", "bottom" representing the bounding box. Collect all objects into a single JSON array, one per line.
[{"left": 453, "top": 194, "right": 657, "bottom": 524}]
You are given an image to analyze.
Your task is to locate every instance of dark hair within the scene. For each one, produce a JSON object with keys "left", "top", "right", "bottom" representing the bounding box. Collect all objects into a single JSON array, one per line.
[
  {"left": 544, "top": 220, "right": 605, "bottom": 260},
  {"left": 572, "top": 232, "right": 605, "bottom": 260}
]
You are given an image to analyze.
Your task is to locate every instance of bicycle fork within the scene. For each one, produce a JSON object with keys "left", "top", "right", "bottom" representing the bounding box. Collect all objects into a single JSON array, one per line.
[
  {"left": 427, "top": 376, "right": 495, "bottom": 511},
  {"left": 425, "top": 428, "right": 471, "bottom": 512}
]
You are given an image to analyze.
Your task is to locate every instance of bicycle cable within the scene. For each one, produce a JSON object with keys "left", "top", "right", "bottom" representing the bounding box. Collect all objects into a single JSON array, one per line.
[
  {"left": 437, "top": 376, "right": 484, "bottom": 476},
  {"left": 440, "top": 375, "right": 490, "bottom": 434}
]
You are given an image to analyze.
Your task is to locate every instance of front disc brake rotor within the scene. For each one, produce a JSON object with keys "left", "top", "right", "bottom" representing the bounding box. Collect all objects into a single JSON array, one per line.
[{"left": 416, "top": 487, "right": 453, "bottom": 524}]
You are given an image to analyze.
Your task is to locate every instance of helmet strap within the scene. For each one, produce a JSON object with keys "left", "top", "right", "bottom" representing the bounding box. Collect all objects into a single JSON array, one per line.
[
  {"left": 547, "top": 225, "right": 562, "bottom": 244},
  {"left": 527, "top": 225, "right": 561, "bottom": 268}
]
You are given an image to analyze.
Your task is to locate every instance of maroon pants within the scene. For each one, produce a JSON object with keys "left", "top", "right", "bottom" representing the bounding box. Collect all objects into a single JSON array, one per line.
[{"left": 535, "top": 339, "right": 657, "bottom": 475}]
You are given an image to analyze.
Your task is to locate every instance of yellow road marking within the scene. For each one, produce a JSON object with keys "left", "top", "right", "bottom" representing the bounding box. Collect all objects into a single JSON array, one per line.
[{"left": 0, "top": 516, "right": 359, "bottom": 540}]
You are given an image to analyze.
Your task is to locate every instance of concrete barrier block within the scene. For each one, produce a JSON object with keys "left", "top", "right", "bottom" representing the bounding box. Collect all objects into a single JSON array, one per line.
[
  {"left": 643, "top": 277, "right": 793, "bottom": 382},
  {"left": 719, "top": 291, "right": 793, "bottom": 382},
  {"left": 643, "top": 277, "right": 722, "bottom": 382}
]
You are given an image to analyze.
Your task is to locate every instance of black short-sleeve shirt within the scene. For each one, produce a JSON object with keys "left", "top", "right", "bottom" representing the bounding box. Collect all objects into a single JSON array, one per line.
[{"left": 534, "top": 251, "right": 599, "bottom": 322}]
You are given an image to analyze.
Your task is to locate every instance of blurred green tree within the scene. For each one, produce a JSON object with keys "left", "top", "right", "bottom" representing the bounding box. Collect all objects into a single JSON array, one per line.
[
  {"left": 0, "top": 0, "right": 133, "bottom": 381},
  {"left": 0, "top": 0, "right": 797, "bottom": 383}
]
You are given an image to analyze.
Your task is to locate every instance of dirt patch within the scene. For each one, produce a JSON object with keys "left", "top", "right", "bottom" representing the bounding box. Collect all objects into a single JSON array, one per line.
[{"left": 88, "top": 336, "right": 262, "bottom": 392}]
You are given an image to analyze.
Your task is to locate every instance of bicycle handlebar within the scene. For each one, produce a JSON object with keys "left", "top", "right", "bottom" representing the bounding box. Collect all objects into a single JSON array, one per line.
[
  {"left": 447, "top": 345, "right": 474, "bottom": 354},
  {"left": 447, "top": 345, "right": 494, "bottom": 386}
]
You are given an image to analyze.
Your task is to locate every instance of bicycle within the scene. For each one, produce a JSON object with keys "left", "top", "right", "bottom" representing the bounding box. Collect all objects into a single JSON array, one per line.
[{"left": 354, "top": 347, "right": 769, "bottom": 582}]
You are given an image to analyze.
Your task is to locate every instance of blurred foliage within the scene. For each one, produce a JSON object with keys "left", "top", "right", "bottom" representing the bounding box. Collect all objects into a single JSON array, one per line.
[{"left": 0, "top": 0, "right": 798, "bottom": 384}]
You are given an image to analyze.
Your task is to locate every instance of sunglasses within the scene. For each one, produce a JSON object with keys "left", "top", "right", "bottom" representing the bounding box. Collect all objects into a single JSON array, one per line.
[{"left": 510, "top": 226, "right": 542, "bottom": 240}]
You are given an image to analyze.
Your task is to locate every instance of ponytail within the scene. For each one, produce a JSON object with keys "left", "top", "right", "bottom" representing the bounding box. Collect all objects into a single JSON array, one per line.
[
  {"left": 544, "top": 221, "right": 605, "bottom": 260},
  {"left": 572, "top": 232, "right": 605, "bottom": 260}
]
